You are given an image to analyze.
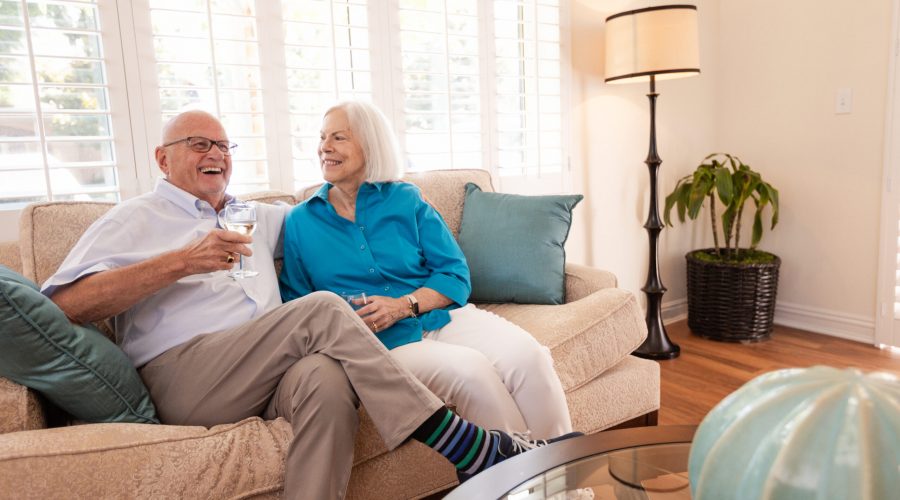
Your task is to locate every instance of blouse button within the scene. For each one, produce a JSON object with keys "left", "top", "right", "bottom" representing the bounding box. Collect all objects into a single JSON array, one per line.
[
  {"left": 384, "top": 286, "right": 390, "bottom": 291},
  {"left": 360, "top": 245, "right": 365, "bottom": 250},
  {"left": 368, "top": 268, "right": 375, "bottom": 273}
]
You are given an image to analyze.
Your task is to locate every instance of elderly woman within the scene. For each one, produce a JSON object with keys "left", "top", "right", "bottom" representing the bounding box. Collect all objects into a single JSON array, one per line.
[{"left": 279, "top": 100, "right": 572, "bottom": 439}]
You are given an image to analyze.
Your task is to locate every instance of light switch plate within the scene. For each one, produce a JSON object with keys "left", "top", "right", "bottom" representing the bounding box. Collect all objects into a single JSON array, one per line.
[{"left": 836, "top": 88, "right": 853, "bottom": 114}]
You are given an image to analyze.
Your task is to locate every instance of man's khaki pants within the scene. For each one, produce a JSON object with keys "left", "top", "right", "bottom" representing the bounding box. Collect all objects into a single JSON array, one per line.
[{"left": 140, "top": 291, "right": 443, "bottom": 500}]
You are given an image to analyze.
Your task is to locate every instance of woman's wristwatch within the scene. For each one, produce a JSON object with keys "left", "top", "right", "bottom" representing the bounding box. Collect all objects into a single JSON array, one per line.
[{"left": 405, "top": 294, "right": 419, "bottom": 318}]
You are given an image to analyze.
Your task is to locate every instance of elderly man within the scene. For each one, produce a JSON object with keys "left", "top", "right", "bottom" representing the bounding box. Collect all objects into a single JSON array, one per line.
[{"left": 42, "top": 111, "right": 567, "bottom": 499}]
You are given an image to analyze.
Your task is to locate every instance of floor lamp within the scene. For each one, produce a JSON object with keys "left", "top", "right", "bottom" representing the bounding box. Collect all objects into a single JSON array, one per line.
[{"left": 604, "top": 5, "right": 701, "bottom": 360}]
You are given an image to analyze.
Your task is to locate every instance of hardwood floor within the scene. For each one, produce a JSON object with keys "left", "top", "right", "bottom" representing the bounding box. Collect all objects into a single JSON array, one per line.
[{"left": 657, "top": 320, "right": 900, "bottom": 426}]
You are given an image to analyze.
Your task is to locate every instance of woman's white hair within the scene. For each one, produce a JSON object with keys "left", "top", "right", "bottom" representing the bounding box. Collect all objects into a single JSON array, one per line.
[{"left": 324, "top": 100, "right": 403, "bottom": 182}]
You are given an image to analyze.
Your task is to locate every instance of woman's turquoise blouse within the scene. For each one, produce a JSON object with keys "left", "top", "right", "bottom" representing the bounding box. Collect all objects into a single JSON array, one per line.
[{"left": 279, "top": 181, "right": 471, "bottom": 349}]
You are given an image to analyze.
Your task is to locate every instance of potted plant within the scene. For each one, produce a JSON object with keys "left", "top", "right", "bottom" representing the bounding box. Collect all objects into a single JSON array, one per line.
[{"left": 663, "top": 153, "right": 781, "bottom": 342}]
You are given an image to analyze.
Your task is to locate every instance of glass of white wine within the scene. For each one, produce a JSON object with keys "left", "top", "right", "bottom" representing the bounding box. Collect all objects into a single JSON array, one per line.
[{"left": 222, "top": 201, "right": 259, "bottom": 279}]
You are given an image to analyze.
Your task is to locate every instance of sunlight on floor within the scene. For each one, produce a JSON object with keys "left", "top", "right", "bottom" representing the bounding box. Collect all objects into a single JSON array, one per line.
[{"left": 877, "top": 344, "right": 900, "bottom": 355}]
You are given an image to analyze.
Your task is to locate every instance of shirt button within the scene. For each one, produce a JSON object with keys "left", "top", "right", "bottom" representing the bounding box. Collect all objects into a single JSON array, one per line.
[
  {"left": 360, "top": 245, "right": 365, "bottom": 250},
  {"left": 359, "top": 226, "right": 365, "bottom": 231},
  {"left": 368, "top": 268, "right": 375, "bottom": 273},
  {"left": 384, "top": 286, "right": 390, "bottom": 291}
]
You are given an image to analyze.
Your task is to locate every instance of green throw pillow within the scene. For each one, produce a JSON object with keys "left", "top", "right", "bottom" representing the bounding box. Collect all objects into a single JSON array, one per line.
[
  {"left": 0, "top": 266, "right": 158, "bottom": 424},
  {"left": 457, "top": 183, "right": 583, "bottom": 304}
]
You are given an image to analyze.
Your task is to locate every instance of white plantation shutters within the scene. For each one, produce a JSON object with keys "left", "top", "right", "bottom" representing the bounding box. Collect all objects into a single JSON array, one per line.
[
  {"left": 0, "top": 0, "right": 569, "bottom": 218},
  {"left": 393, "top": 0, "right": 565, "bottom": 184},
  {"left": 895, "top": 206, "right": 900, "bottom": 319},
  {"left": 282, "top": 0, "right": 372, "bottom": 187},
  {"left": 0, "top": 0, "right": 121, "bottom": 209},
  {"left": 396, "top": 0, "right": 482, "bottom": 172},
  {"left": 493, "top": 0, "right": 563, "bottom": 179},
  {"left": 147, "top": 0, "right": 270, "bottom": 193}
]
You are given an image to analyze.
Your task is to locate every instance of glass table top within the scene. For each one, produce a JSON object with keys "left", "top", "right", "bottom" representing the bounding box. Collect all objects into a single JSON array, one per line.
[{"left": 501, "top": 442, "right": 692, "bottom": 500}]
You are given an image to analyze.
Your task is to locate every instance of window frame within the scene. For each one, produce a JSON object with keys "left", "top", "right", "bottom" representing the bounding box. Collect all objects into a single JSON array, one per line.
[
  {"left": 0, "top": 0, "right": 572, "bottom": 242},
  {"left": 0, "top": 0, "right": 139, "bottom": 240}
]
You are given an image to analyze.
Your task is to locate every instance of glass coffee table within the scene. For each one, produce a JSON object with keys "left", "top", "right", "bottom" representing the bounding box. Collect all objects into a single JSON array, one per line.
[{"left": 445, "top": 425, "right": 696, "bottom": 500}]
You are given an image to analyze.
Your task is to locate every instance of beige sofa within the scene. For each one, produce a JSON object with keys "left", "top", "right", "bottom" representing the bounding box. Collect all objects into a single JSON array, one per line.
[{"left": 0, "top": 169, "right": 659, "bottom": 499}]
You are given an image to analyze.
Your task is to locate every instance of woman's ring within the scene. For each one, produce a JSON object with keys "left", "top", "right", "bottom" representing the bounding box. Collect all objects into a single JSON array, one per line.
[
  {"left": 226, "top": 254, "right": 235, "bottom": 264},
  {"left": 371, "top": 322, "right": 378, "bottom": 332}
]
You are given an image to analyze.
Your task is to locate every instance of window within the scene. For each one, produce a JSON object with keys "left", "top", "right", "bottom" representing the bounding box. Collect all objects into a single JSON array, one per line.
[
  {"left": 282, "top": 0, "right": 372, "bottom": 187},
  {"left": 0, "top": 0, "right": 569, "bottom": 224},
  {"left": 0, "top": 0, "right": 120, "bottom": 209},
  {"left": 396, "top": 0, "right": 482, "bottom": 171},
  {"left": 147, "top": 0, "right": 269, "bottom": 194},
  {"left": 493, "top": 0, "right": 563, "bottom": 178}
]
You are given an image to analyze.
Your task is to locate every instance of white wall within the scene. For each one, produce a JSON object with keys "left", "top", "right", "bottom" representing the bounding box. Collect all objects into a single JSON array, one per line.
[
  {"left": 570, "top": 0, "right": 893, "bottom": 342},
  {"left": 716, "top": 0, "right": 892, "bottom": 341}
]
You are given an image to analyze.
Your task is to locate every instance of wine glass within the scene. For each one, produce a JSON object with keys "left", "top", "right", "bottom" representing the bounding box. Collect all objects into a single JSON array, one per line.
[{"left": 222, "top": 202, "right": 259, "bottom": 279}]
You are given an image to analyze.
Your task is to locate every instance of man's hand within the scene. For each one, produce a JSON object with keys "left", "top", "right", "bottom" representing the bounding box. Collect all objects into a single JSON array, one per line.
[
  {"left": 52, "top": 229, "right": 254, "bottom": 324},
  {"left": 177, "top": 229, "right": 253, "bottom": 275}
]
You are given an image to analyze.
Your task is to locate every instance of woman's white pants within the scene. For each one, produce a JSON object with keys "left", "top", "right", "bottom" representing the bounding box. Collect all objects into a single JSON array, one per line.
[{"left": 390, "top": 304, "right": 573, "bottom": 439}]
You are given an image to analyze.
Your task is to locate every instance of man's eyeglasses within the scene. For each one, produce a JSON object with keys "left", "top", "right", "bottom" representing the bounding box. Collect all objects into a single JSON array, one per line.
[{"left": 163, "top": 136, "right": 238, "bottom": 155}]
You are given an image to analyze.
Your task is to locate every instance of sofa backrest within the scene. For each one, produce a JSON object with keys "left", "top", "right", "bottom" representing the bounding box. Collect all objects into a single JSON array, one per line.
[
  {"left": 297, "top": 168, "right": 493, "bottom": 237},
  {"left": 0, "top": 241, "right": 21, "bottom": 274},
  {"left": 18, "top": 169, "right": 494, "bottom": 284},
  {"left": 20, "top": 201, "right": 115, "bottom": 285}
]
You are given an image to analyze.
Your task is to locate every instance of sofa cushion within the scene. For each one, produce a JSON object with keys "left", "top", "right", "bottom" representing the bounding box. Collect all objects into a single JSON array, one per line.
[
  {"left": 477, "top": 287, "right": 647, "bottom": 392},
  {"left": 19, "top": 201, "right": 114, "bottom": 285},
  {"left": 0, "top": 417, "right": 290, "bottom": 498},
  {"left": 0, "top": 266, "right": 158, "bottom": 424},
  {"left": 458, "top": 183, "right": 583, "bottom": 304},
  {"left": 565, "top": 355, "right": 660, "bottom": 434},
  {"left": 0, "top": 377, "right": 45, "bottom": 434},
  {"left": 0, "top": 241, "right": 21, "bottom": 275}
]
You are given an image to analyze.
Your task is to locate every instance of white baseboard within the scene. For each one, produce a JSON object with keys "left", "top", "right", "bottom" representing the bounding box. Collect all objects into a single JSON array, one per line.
[
  {"left": 662, "top": 298, "right": 687, "bottom": 323},
  {"left": 659, "top": 298, "right": 875, "bottom": 345},
  {"left": 774, "top": 301, "right": 875, "bottom": 344}
]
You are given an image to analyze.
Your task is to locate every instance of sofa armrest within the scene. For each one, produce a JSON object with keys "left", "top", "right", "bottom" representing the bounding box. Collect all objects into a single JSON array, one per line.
[
  {"left": 564, "top": 262, "right": 618, "bottom": 303},
  {"left": 0, "top": 377, "right": 46, "bottom": 434}
]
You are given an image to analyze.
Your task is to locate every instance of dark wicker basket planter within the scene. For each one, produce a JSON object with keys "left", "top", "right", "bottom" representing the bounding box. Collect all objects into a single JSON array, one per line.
[{"left": 686, "top": 249, "right": 781, "bottom": 342}]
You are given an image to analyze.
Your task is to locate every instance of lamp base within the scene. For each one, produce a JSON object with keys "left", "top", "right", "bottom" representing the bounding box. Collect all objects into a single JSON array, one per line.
[
  {"left": 632, "top": 320, "right": 681, "bottom": 360},
  {"left": 633, "top": 343, "right": 680, "bottom": 360}
]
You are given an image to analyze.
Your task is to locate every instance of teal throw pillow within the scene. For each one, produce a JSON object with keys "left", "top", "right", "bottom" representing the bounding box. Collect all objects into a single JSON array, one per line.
[
  {"left": 457, "top": 183, "right": 583, "bottom": 304},
  {"left": 0, "top": 266, "right": 158, "bottom": 424}
]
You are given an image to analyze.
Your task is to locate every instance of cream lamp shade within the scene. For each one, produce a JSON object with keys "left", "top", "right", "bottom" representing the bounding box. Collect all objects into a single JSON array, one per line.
[{"left": 605, "top": 4, "right": 700, "bottom": 84}]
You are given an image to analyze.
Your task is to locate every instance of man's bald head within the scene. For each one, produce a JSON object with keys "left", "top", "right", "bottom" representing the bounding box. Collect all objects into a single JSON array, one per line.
[{"left": 161, "top": 110, "right": 225, "bottom": 145}]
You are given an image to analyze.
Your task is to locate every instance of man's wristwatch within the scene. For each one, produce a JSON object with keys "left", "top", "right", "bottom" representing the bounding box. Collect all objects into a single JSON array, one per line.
[{"left": 405, "top": 294, "right": 419, "bottom": 318}]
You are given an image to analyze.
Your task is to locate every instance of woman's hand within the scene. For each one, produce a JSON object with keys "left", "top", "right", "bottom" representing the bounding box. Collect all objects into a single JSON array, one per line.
[{"left": 357, "top": 295, "right": 410, "bottom": 333}]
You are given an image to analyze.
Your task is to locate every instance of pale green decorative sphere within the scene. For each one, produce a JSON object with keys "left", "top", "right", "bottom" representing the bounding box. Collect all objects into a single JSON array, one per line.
[{"left": 688, "top": 366, "right": 900, "bottom": 500}]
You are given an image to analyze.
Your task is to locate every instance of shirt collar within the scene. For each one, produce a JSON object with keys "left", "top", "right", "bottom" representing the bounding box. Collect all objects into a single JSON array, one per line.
[
  {"left": 312, "top": 182, "right": 387, "bottom": 203},
  {"left": 154, "top": 178, "right": 234, "bottom": 217}
]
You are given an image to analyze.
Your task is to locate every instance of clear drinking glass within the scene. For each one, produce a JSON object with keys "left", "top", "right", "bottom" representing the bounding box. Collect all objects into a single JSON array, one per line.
[
  {"left": 222, "top": 201, "right": 259, "bottom": 279},
  {"left": 341, "top": 290, "right": 367, "bottom": 310}
]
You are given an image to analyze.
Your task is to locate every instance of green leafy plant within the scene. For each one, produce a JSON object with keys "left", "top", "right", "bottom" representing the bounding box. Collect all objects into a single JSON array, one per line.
[{"left": 663, "top": 153, "right": 780, "bottom": 260}]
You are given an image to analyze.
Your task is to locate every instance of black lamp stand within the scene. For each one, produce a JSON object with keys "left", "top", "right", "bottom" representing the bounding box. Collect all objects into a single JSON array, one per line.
[{"left": 633, "top": 75, "right": 680, "bottom": 360}]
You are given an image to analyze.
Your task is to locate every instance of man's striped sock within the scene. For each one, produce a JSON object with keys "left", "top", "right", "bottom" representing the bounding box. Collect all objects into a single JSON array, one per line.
[
  {"left": 411, "top": 408, "right": 585, "bottom": 481},
  {"left": 411, "top": 408, "right": 500, "bottom": 475}
]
